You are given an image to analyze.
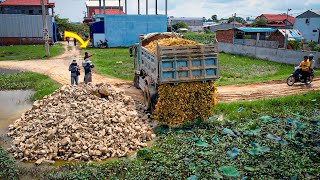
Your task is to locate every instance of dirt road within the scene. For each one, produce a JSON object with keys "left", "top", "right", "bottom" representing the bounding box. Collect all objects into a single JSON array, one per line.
[
  {"left": 1, "top": 42, "right": 319, "bottom": 103},
  {"left": 0, "top": 43, "right": 143, "bottom": 101}
]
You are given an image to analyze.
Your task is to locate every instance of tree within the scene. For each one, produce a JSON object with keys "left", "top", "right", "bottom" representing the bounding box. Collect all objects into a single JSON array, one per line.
[
  {"left": 251, "top": 17, "right": 267, "bottom": 27},
  {"left": 228, "top": 16, "right": 246, "bottom": 24},
  {"left": 211, "top": 15, "right": 218, "bottom": 21},
  {"left": 54, "top": 15, "right": 89, "bottom": 40},
  {"left": 202, "top": 17, "right": 207, "bottom": 22},
  {"left": 172, "top": 22, "right": 189, "bottom": 31}
]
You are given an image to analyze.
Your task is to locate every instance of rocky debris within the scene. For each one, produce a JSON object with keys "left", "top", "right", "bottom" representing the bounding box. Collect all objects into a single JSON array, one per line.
[{"left": 7, "top": 83, "right": 156, "bottom": 164}]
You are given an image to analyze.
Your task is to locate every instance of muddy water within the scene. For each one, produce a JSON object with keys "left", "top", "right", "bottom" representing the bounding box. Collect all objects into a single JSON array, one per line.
[{"left": 0, "top": 90, "right": 34, "bottom": 148}]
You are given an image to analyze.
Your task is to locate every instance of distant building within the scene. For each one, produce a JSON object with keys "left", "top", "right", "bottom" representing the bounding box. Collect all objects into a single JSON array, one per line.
[
  {"left": 294, "top": 10, "right": 320, "bottom": 43},
  {"left": 0, "top": 0, "right": 55, "bottom": 15},
  {"left": 0, "top": 0, "right": 56, "bottom": 45},
  {"left": 169, "top": 17, "right": 203, "bottom": 32},
  {"left": 256, "top": 14, "right": 296, "bottom": 29},
  {"left": 268, "top": 29, "right": 304, "bottom": 48},
  {"left": 208, "top": 23, "right": 243, "bottom": 33},
  {"left": 84, "top": 0, "right": 125, "bottom": 24}
]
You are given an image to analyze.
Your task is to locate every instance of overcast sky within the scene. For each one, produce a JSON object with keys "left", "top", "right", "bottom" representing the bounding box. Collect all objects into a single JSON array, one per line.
[{"left": 53, "top": 0, "right": 320, "bottom": 22}]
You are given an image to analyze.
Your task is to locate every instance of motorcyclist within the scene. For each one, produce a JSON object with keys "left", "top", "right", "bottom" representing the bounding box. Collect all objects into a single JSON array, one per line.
[
  {"left": 299, "top": 56, "right": 311, "bottom": 85},
  {"left": 309, "top": 54, "right": 315, "bottom": 71}
]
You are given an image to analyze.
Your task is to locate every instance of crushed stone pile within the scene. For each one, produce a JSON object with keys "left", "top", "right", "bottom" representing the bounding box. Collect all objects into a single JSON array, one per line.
[{"left": 7, "top": 83, "right": 155, "bottom": 164}]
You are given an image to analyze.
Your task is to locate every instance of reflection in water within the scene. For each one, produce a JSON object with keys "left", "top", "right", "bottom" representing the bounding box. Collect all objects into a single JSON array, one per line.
[{"left": 0, "top": 90, "right": 34, "bottom": 135}]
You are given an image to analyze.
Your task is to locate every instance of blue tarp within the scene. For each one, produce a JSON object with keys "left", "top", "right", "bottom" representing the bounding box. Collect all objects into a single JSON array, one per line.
[{"left": 237, "top": 28, "right": 277, "bottom": 33}]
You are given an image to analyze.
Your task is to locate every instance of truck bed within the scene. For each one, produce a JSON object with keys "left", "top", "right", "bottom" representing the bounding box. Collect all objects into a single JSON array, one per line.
[{"left": 140, "top": 44, "right": 219, "bottom": 84}]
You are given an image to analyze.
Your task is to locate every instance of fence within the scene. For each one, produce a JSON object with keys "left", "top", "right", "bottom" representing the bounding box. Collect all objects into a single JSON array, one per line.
[
  {"left": 218, "top": 42, "right": 320, "bottom": 67},
  {"left": 234, "top": 39, "right": 279, "bottom": 49}
]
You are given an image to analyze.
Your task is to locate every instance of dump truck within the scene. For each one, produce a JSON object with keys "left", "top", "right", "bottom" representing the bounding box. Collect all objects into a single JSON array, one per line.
[{"left": 130, "top": 32, "right": 219, "bottom": 113}]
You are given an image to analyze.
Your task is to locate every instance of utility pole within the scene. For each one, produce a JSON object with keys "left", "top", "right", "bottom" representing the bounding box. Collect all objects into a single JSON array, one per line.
[
  {"left": 40, "top": 0, "right": 50, "bottom": 57},
  {"left": 284, "top": 8, "right": 292, "bottom": 49}
]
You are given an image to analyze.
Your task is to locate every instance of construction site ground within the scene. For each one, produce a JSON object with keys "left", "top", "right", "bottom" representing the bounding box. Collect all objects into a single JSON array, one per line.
[{"left": 0, "top": 42, "right": 319, "bottom": 103}]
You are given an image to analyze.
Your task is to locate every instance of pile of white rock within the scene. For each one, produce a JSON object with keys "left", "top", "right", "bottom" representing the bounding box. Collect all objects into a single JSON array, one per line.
[{"left": 7, "top": 83, "right": 155, "bottom": 165}]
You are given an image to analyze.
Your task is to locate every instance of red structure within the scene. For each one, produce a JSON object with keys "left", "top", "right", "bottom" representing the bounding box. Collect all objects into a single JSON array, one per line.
[
  {"left": 0, "top": 0, "right": 55, "bottom": 15},
  {"left": 0, "top": 0, "right": 54, "bottom": 6},
  {"left": 216, "top": 29, "right": 234, "bottom": 44},
  {"left": 256, "top": 14, "right": 296, "bottom": 28}
]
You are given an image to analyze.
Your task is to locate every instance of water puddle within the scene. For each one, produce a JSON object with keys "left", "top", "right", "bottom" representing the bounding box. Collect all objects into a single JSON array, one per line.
[
  {"left": 0, "top": 90, "right": 34, "bottom": 149},
  {"left": 0, "top": 68, "right": 21, "bottom": 75}
]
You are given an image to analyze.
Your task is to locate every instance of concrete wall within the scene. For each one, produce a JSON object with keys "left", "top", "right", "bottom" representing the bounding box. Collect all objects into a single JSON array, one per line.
[
  {"left": 218, "top": 42, "right": 320, "bottom": 67},
  {"left": 294, "top": 17, "right": 320, "bottom": 42},
  {"left": 104, "top": 15, "right": 167, "bottom": 47}
]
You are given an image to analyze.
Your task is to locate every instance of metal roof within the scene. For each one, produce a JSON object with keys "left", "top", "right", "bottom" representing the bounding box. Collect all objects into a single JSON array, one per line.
[
  {"left": 312, "top": 10, "right": 320, "bottom": 15},
  {"left": 278, "top": 29, "right": 304, "bottom": 41},
  {"left": 237, "top": 27, "right": 277, "bottom": 33},
  {"left": 170, "top": 17, "right": 203, "bottom": 21},
  {"left": 0, "top": 0, "right": 54, "bottom": 6}
]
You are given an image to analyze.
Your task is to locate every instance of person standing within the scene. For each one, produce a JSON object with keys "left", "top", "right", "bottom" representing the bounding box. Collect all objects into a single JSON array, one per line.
[
  {"left": 73, "top": 38, "right": 77, "bottom": 46},
  {"left": 82, "top": 52, "right": 96, "bottom": 81},
  {"left": 299, "top": 56, "right": 311, "bottom": 86},
  {"left": 84, "top": 61, "right": 94, "bottom": 84},
  {"left": 69, "top": 60, "right": 80, "bottom": 86},
  {"left": 66, "top": 37, "right": 70, "bottom": 45}
]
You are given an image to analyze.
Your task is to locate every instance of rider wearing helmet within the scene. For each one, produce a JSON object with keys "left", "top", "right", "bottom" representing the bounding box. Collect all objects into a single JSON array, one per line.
[{"left": 309, "top": 54, "right": 315, "bottom": 70}]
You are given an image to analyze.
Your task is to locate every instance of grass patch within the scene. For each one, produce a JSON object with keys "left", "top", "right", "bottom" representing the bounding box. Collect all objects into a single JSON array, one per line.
[
  {"left": 217, "top": 53, "right": 311, "bottom": 86},
  {"left": 0, "top": 147, "right": 18, "bottom": 180},
  {"left": 86, "top": 48, "right": 133, "bottom": 80},
  {"left": 0, "top": 72, "right": 60, "bottom": 100},
  {"left": 46, "top": 92, "right": 320, "bottom": 179},
  {"left": 0, "top": 43, "right": 64, "bottom": 61},
  {"left": 85, "top": 48, "right": 310, "bottom": 85}
]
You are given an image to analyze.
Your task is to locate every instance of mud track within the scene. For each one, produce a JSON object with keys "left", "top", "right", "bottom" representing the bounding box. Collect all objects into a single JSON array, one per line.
[{"left": 0, "top": 42, "right": 319, "bottom": 103}]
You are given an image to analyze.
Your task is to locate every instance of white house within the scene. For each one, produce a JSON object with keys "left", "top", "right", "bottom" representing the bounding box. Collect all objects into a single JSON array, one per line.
[{"left": 294, "top": 10, "right": 320, "bottom": 43}]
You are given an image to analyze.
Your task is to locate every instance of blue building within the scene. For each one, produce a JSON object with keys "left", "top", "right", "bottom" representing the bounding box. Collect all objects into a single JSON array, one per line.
[
  {"left": 294, "top": 10, "right": 320, "bottom": 43},
  {"left": 90, "top": 0, "right": 168, "bottom": 47}
]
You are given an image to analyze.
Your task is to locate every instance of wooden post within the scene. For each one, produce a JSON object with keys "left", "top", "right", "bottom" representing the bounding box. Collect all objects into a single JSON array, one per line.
[{"left": 40, "top": 0, "right": 50, "bottom": 57}]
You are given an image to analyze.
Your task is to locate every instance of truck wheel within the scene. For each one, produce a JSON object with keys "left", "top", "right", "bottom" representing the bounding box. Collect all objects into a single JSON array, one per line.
[
  {"left": 134, "top": 74, "right": 140, "bottom": 89},
  {"left": 143, "top": 87, "right": 151, "bottom": 111},
  {"left": 150, "top": 93, "right": 159, "bottom": 113}
]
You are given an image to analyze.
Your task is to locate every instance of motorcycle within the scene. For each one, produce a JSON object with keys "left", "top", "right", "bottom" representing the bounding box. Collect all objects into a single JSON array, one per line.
[
  {"left": 96, "top": 39, "right": 109, "bottom": 48},
  {"left": 287, "top": 67, "right": 314, "bottom": 86}
]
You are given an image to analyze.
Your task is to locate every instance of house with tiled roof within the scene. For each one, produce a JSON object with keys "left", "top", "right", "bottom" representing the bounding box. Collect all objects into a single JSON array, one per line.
[
  {"left": 0, "top": 0, "right": 56, "bottom": 45},
  {"left": 256, "top": 14, "right": 296, "bottom": 29},
  {"left": 83, "top": 0, "right": 125, "bottom": 24},
  {"left": 294, "top": 10, "right": 320, "bottom": 43},
  {"left": 0, "top": 0, "right": 55, "bottom": 15}
]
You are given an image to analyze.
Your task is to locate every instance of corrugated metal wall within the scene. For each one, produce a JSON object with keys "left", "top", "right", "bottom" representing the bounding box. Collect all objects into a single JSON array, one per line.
[{"left": 0, "top": 14, "right": 53, "bottom": 37}]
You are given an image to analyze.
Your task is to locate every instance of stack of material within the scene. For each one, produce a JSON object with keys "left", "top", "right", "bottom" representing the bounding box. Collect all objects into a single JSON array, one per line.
[
  {"left": 153, "top": 81, "right": 217, "bottom": 126},
  {"left": 144, "top": 37, "right": 198, "bottom": 54},
  {"left": 7, "top": 83, "right": 155, "bottom": 164}
]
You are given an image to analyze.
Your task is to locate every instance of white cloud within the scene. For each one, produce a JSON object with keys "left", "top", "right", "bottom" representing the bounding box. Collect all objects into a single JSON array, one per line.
[{"left": 53, "top": 0, "right": 320, "bottom": 22}]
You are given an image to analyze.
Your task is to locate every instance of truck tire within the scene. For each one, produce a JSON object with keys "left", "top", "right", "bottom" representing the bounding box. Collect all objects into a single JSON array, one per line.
[
  {"left": 150, "top": 93, "right": 159, "bottom": 113},
  {"left": 143, "top": 87, "right": 151, "bottom": 111},
  {"left": 134, "top": 74, "right": 140, "bottom": 89}
]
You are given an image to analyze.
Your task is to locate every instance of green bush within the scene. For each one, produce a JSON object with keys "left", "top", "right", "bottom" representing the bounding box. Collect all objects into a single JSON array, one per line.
[{"left": 0, "top": 148, "right": 18, "bottom": 180}]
